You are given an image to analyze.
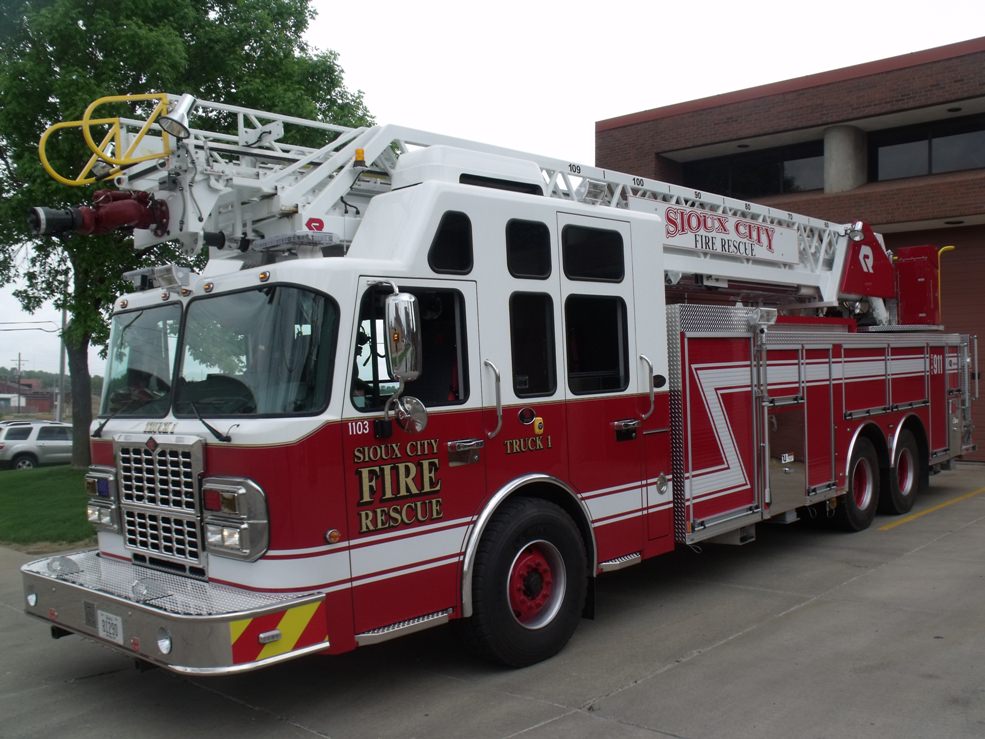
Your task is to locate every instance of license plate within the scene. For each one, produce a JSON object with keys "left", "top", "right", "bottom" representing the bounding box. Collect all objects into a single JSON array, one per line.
[{"left": 97, "top": 610, "right": 124, "bottom": 645}]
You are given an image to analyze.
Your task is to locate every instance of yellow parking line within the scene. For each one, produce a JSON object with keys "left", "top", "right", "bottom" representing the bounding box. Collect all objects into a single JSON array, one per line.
[{"left": 879, "top": 486, "right": 985, "bottom": 531}]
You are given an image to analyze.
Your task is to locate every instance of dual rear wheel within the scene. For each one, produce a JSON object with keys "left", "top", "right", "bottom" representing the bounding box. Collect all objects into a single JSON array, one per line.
[
  {"left": 839, "top": 429, "right": 924, "bottom": 531},
  {"left": 880, "top": 429, "right": 923, "bottom": 515}
]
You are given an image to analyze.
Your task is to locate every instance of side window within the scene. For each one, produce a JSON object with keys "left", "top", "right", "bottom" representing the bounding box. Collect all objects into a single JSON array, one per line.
[
  {"left": 4, "top": 427, "right": 31, "bottom": 441},
  {"left": 352, "top": 287, "right": 469, "bottom": 411},
  {"left": 506, "top": 220, "right": 551, "bottom": 279},
  {"left": 37, "top": 427, "right": 60, "bottom": 441},
  {"left": 565, "top": 295, "right": 628, "bottom": 394},
  {"left": 428, "top": 211, "right": 473, "bottom": 275},
  {"left": 561, "top": 225, "right": 624, "bottom": 282},
  {"left": 510, "top": 293, "right": 556, "bottom": 397}
]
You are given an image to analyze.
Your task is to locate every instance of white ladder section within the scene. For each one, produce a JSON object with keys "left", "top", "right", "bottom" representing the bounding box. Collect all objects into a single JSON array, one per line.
[{"left": 115, "top": 95, "right": 852, "bottom": 302}]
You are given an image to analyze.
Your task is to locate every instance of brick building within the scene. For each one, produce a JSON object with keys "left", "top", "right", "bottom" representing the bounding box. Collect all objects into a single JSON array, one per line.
[{"left": 596, "top": 36, "right": 985, "bottom": 460}]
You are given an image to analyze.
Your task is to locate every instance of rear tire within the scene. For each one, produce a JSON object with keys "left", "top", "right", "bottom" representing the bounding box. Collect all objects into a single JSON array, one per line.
[
  {"left": 880, "top": 429, "right": 923, "bottom": 515},
  {"left": 460, "top": 497, "right": 587, "bottom": 667},
  {"left": 12, "top": 454, "right": 37, "bottom": 470},
  {"left": 838, "top": 437, "right": 879, "bottom": 531}
]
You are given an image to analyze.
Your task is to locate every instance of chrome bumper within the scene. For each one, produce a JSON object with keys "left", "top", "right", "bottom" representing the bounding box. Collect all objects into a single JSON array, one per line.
[{"left": 22, "top": 550, "right": 329, "bottom": 675}]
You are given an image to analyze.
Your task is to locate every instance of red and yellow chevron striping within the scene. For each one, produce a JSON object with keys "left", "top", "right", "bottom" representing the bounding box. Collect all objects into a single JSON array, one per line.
[{"left": 230, "top": 600, "right": 328, "bottom": 664}]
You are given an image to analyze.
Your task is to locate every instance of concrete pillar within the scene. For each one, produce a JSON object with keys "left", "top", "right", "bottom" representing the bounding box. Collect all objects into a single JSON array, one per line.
[{"left": 824, "top": 125, "right": 867, "bottom": 193}]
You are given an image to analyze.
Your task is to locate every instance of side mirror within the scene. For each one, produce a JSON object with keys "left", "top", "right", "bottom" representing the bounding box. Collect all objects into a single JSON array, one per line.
[
  {"left": 395, "top": 396, "right": 428, "bottom": 433},
  {"left": 384, "top": 292, "right": 422, "bottom": 382}
]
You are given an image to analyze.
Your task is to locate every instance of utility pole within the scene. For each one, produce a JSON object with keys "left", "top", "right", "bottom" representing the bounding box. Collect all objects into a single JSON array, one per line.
[
  {"left": 57, "top": 307, "right": 67, "bottom": 422},
  {"left": 11, "top": 353, "right": 27, "bottom": 415}
]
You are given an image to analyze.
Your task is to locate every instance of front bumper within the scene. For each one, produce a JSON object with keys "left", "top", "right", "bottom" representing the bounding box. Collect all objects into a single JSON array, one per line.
[{"left": 22, "top": 550, "right": 330, "bottom": 675}]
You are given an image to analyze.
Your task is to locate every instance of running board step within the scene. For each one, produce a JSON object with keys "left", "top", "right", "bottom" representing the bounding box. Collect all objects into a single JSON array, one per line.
[
  {"left": 599, "top": 552, "right": 642, "bottom": 573},
  {"left": 355, "top": 609, "right": 452, "bottom": 646}
]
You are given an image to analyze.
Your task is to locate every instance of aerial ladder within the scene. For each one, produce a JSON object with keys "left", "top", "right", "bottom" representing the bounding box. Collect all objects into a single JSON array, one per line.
[{"left": 32, "top": 92, "right": 887, "bottom": 316}]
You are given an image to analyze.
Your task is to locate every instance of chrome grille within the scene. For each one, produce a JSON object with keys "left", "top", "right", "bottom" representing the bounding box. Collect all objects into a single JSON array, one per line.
[
  {"left": 119, "top": 446, "right": 197, "bottom": 510},
  {"left": 124, "top": 509, "right": 201, "bottom": 562},
  {"left": 115, "top": 435, "right": 205, "bottom": 567}
]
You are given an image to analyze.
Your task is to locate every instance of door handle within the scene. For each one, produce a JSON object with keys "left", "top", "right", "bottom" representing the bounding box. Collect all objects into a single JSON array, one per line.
[
  {"left": 612, "top": 418, "right": 640, "bottom": 441},
  {"left": 448, "top": 438, "right": 485, "bottom": 467},
  {"left": 448, "top": 438, "right": 485, "bottom": 452}
]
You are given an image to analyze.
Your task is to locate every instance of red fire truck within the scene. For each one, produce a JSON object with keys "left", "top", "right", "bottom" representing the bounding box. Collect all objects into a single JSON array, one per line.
[{"left": 23, "top": 93, "right": 977, "bottom": 672}]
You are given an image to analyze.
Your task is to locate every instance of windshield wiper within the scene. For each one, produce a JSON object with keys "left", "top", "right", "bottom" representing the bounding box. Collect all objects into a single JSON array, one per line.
[
  {"left": 92, "top": 398, "right": 146, "bottom": 438},
  {"left": 189, "top": 401, "right": 232, "bottom": 442}
]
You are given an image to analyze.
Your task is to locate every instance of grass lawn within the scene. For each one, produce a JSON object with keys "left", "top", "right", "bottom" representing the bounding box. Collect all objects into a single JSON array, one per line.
[{"left": 0, "top": 466, "right": 95, "bottom": 550}]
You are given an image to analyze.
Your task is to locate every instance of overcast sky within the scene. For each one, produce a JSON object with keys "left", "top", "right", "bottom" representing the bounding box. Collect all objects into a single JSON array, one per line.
[{"left": 2, "top": 0, "right": 983, "bottom": 374}]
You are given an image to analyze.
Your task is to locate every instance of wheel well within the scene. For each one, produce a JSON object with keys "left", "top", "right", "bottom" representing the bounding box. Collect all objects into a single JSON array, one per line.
[
  {"left": 13, "top": 452, "right": 38, "bottom": 464},
  {"left": 460, "top": 476, "right": 596, "bottom": 619},
  {"left": 844, "top": 423, "right": 888, "bottom": 502},
  {"left": 512, "top": 481, "right": 596, "bottom": 574}
]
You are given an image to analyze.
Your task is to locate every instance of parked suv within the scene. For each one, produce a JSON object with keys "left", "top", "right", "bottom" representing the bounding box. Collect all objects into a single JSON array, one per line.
[{"left": 0, "top": 420, "right": 73, "bottom": 469}]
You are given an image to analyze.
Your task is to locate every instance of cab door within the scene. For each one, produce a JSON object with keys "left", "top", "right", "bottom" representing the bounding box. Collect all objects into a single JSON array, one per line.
[
  {"left": 557, "top": 212, "right": 645, "bottom": 564},
  {"left": 341, "top": 277, "right": 485, "bottom": 634}
]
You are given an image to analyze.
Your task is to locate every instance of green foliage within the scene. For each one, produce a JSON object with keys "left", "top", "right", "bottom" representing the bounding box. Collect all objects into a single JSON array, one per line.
[
  {"left": 0, "top": 465, "right": 94, "bottom": 546},
  {"left": 0, "top": 0, "right": 372, "bottom": 462}
]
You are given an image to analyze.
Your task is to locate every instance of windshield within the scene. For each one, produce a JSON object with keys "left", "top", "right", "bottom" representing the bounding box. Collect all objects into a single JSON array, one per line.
[
  {"left": 101, "top": 304, "right": 181, "bottom": 416},
  {"left": 174, "top": 285, "right": 339, "bottom": 416}
]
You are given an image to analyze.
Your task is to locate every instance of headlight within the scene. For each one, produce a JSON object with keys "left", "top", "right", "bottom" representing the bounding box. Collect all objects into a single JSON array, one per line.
[
  {"left": 85, "top": 465, "right": 117, "bottom": 499},
  {"left": 206, "top": 522, "right": 247, "bottom": 551},
  {"left": 201, "top": 477, "right": 268, "bottom": 561},
  {"left": 86, "top": 501, "right": 119, "bottom": 532},
  {"left": 85, "top": 466, "right": 119, "bottom": 532}
]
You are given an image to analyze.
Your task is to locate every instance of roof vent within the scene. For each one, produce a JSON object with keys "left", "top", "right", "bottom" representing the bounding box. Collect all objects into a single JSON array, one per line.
[{"left": 391, "top": 145, "right": 543, "bottom": 194}]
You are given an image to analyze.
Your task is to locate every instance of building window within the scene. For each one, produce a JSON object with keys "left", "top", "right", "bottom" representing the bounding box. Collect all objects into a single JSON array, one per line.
[
  {"left": 870, "top": 114, "right": 985, "bottom": 181},
  {"left": 682, "top": 141, "right": 823, "bottom": 199}
]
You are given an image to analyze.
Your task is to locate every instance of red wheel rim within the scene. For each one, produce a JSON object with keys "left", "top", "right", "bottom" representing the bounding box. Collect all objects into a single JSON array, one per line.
[
  {"left": 852, "top": 456, "right": 873, "bottom": 509},
  {"left": 507, "top": 540, "right": 566, "bottom": 629}
]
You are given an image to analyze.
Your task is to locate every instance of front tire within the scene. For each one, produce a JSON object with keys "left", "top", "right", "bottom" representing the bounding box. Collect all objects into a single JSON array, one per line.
[
  {"left": 461, "top": 497, "right": 587, "bottom": 667},
  {"left": 880, "top": 430, "right": 924, "bottom": 515},
  {"left": 838, "top": 436, "right": 879, "bottom": 531}
]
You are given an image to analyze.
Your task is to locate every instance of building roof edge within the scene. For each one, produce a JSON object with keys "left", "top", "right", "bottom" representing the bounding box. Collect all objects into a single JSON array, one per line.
[{"left": 596, "top": 36, "right": 985, "bottom": 133}]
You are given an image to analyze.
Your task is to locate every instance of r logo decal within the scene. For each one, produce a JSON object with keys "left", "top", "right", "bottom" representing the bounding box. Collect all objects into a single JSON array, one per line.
[{"left": 858, "top": 245, "right": 874, "bottom": 273}]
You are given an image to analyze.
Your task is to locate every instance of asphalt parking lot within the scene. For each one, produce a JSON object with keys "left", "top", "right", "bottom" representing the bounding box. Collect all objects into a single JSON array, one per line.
[{"left": 2, "top": 463, "right": 984, "bottom": 739}]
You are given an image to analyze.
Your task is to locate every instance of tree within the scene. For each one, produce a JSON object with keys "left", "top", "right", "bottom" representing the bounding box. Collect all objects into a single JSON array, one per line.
[{"left": 0, "top": 0, "right": 372, "bottom": 466}]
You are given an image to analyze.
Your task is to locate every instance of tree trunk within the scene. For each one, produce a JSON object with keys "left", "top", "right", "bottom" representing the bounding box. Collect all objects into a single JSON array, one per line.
[{"left": 66, "top": 339, "right": 92, "bottom": 469}]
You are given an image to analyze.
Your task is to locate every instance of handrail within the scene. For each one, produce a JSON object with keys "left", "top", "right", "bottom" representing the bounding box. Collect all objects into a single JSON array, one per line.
[
  {"left": 639, "top": 354, "right": 655, "bottom": 420},
  {"left": 38, "top": 93, "right": 173, "bottom": 186},
  {"left": 483, "top": 360, "right": 502, "bottom": 439}
]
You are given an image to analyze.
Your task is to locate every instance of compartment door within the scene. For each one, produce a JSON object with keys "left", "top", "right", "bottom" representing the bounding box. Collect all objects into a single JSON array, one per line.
[{"left": 669, "top": 305, "right": 760, "bottom": 544}]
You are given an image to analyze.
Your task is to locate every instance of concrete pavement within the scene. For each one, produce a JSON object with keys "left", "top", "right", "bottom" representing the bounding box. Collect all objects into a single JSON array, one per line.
[{"left": 2, "top": 463, "right": 984, "bottom": 738}]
